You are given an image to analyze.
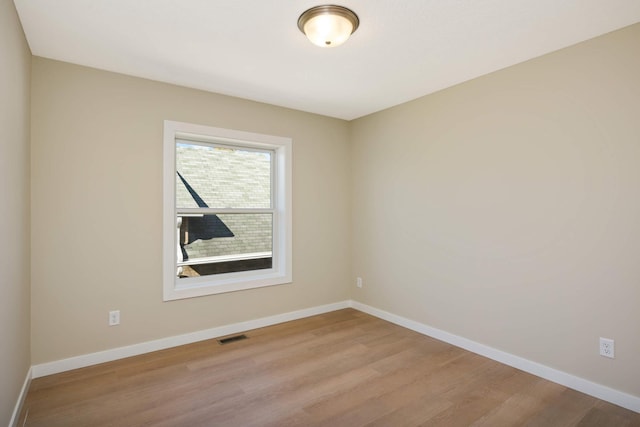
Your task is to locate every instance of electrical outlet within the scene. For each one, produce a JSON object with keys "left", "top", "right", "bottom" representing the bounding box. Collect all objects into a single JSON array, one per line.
[
  {"left": 109, "top": 310, "right": 120, "bottom": 326},
  {"left": 599, "top": 337, "right": 614, "bottom": 358},
  {"left": 356, "top": 277, "right": 363, "bottom": 288}
]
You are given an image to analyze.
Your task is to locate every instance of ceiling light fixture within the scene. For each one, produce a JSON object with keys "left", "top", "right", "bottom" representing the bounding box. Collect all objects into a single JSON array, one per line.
[{"left": 298, "top": 5, "right": 359, "bottom": 48}]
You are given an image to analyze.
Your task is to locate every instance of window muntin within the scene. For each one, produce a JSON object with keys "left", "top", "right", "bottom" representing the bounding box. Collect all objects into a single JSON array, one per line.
[{"left": 163, "top": 121, "right": 292, "bottom": 300}]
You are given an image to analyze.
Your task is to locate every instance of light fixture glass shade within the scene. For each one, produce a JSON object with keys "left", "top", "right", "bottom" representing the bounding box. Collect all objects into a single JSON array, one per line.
[{"left": 298, "top": 5, "right": 359, "bottom": 48}]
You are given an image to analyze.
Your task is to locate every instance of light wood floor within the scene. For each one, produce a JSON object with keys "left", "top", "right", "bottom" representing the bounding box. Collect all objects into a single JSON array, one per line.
[{"left": 20, "top": 309, "right": 640, "bottom": 426}]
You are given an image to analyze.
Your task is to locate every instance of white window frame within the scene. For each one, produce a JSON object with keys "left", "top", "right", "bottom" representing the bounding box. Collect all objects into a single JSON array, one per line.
[{"left": 163, "top": 120, "right": 292, "bottom": 301}]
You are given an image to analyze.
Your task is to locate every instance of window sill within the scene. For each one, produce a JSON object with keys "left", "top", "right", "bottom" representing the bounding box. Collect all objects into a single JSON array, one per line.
[{"left": 164, "top": 269, "right": 292, "bottom": 301}]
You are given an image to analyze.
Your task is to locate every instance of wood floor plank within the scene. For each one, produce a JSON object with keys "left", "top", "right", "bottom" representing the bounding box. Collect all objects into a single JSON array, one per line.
[
  {"left": 470, "top": 379, "right": 567, "bottom": 426},
  {"left": 577, "top": 406, "right": 634, "bottom": 427},
  {"left": 19, "top": 309, "right": 640, "bottom": 426},
  {"left": 364, "top": 397, "right": 453, "bottom": 427}
]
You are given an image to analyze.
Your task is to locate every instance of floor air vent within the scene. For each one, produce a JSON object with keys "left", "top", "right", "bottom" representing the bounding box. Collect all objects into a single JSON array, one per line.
[{"left": 217, "top": 334, "right": 248, "bottom": 345}]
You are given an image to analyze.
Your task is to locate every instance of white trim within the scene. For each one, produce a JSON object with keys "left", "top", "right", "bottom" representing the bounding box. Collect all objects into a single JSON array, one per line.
[
  {"left": 31, "top": 301, "right": 349, "bottom": 378},
  {"left": 350, "top": 301, "right": 640, "bottom": 414},
  {"left": 26, "top": 300, "right": 640, "bottom": 414},
  {"left": 178, "top": 251, "right": 272, "bottom": 266},
  {"left": 9, "top": 367, "right": 32, "bottom": 427},
  {"left": 163, "top": 120, "right": 293, "bottom": 301},
  {"left": 178, "top": 208, "right": 273, "bottom": 215}
]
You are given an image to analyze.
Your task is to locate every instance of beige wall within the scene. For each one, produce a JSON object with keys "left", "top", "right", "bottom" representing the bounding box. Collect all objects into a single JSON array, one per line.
[
  {"left": 350, "top": 23, "right": 640, "bottom": 396},
  {"left": 30, "top": 58, "right": 351, "bottom": 364},
  {"left": 0, "top": 0, "right": 31, "bottom": 423},
  {"left": 26, "top": 18, "right": 640, "bottom": 402}
]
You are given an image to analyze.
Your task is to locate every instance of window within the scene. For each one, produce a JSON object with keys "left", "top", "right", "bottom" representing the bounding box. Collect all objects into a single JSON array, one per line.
[{"left": 163, "top": 120, "right": 292, "bottom": 300}]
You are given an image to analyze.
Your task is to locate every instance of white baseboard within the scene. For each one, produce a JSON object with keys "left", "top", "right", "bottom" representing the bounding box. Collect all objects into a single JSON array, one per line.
[
  {"left": 9, "top": 367, "right": 32, "bottom": 427},
  {"left": 28, "top": 299, "right": 640, "bottom": 414},
  {"left": 32, "top": 300, "right": 350, "bottom": 378},
  {"left": 351, "top": 300, "right": 640, "bottom": 414}
]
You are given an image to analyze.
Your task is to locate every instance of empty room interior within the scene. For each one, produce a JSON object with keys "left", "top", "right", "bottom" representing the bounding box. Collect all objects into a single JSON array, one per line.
[{"left": 2, "top": 0, "right": 640, "bottom": 425}]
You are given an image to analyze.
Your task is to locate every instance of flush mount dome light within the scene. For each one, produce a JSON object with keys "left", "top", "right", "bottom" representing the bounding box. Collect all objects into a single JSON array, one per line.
[{"left": 298, "top": 5, "right": 359, "bottom": 48}]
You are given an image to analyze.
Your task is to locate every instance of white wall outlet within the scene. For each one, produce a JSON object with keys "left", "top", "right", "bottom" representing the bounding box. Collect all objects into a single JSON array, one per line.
[
  {"left": 109, "top": 310, "right": 120, "bottom": 326},
  {"left": 599, "top": 337, "right": 614, "bottom": 358},
  {"left": 356, "top": 277, "right": 363, "bottom": 288}
]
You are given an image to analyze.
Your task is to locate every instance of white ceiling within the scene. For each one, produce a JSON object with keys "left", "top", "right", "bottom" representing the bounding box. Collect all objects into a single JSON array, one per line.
[{"left": 14, "top": 0, "right": 640, "bottom": 120}]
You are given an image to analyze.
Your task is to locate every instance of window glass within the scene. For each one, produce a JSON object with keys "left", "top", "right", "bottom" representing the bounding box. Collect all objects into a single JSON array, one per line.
[
  {"left": 178, "top": 213, "right": 273, "bottom": 277},
  {"left": 176, "top": 142, "right": 272, "bottom": 209},
  {"left": 164, "top": 120, "right": 292, "bottom": 300}
]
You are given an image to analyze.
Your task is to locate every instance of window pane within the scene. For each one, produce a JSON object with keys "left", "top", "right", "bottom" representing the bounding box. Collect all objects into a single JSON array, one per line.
[
  {"left": 177, "top": 213, "right": 273, "bottom": 277},
  {"left": 176, "top": 142, "right": 272, "bottom": 209}
]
